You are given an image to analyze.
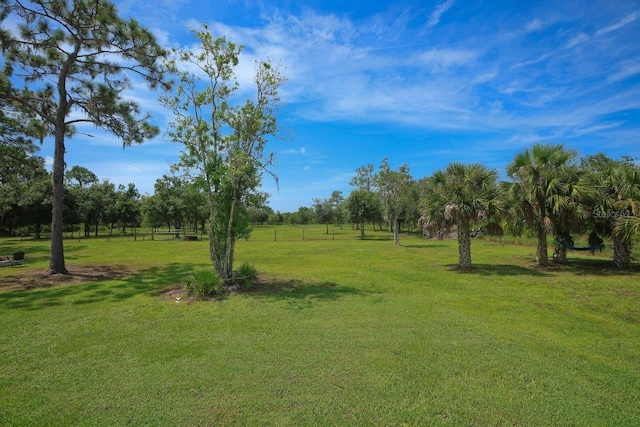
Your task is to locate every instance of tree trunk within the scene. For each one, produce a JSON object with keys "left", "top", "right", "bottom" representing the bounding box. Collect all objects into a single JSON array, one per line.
[
  {"left": 612, "top": 235, "right": 631, "bottom": 268},
  {"left": 536, "top": 223, "right": 548, "bottom": 266},
  {"left": 208, "top": 219, "right": 224, "bottom": 277},
  {"left": 552, "top": 234, "right": 570, "bottom": 264},
  {"left": 222, "top": 187, "right": 240, "bottom": 281},
  {"left": 48, "top": 121, "right": 67, "bottom": 274},
  {"left": 393, "top": 217, "right": 400, "bottom": 246},
  {"left": 553, "top": 244, "right": 568, "bottom": 263},
  {"left": 360, "top": 223, "right": 365, "bottom": 240},
  {"left": 457, "top": 220, "right": 472, "bottom": 268}
]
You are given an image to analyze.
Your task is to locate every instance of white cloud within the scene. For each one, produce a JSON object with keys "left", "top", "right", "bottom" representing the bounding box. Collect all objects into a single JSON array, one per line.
[
  {"left": 419, "top": 48, "right": 479, "bottom": 71},
  {"left": 427, "top": 0, "right": 455, "bottom": 28},
  {"left": 525, "top": 18, "right": 543, "bottom": 33},
  {"left": 124, "top": 4, "right": 640, "bottom": 165},
  {"left": 565, "top": 12, "right": 637, "bottom": 49},
  {"left": 282, "top": 147, "right": 307, "bottom": 155},
  {"left": 566, "top": 32, "right": 589, "bottom": 48},
  {"left": 595, "top": 11, "right": 637, "bottom": 36},
  {"left": 608, "top": 62, "right": 640, "bottom": 83}
]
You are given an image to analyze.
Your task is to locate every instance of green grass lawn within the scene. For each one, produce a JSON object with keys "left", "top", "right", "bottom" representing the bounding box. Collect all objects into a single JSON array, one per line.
[{"left": 1, "top": 226, "right": 639, "bottom": 425}]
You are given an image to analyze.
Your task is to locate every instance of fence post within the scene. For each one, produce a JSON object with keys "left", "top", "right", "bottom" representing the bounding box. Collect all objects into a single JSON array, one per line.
[
  {"left": 302, "top": 229, "right": 305, "bottom": 241},
  {"left": 333, "top": 229, "right": 335, "bottom": 241},
  {"left": 274, "top": 229, "right": 277, "bottom": 242}
]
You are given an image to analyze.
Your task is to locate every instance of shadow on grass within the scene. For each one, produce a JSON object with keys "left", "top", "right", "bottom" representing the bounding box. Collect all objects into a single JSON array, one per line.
[
  {"left": 357, "top": 235, "right": 394, "bottom": 241},
  {"left": 0, "top": 264, "right": 376, "bottom": 311},
  {"left": 548, "top": 257, "right": 640, "bottom": 276},
  {"left": 0, "top": 263, "right": 196, "bottom": 310},
  {"left": 448, "top": 258, "right": 639, "bottom": 277},
  {"left": 402, "top": 243, "right": 449, "bottom": 249},
  {"left": 448, "top": 263, "right": 551, "bottom": 277},
  {"left": 248, "top": 278, "right": 379, "bottom": 309}
]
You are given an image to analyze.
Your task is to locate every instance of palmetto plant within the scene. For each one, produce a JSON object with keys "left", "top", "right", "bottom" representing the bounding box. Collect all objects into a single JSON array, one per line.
[
  {"left": 583, "top": 155, "right": 640, "bottom": 267},
  {"left": 420, "top": 163, "right": 501, "bottom": 268},
  {"left": 506, "top": 144, "right": 578, "bottom": 266}
]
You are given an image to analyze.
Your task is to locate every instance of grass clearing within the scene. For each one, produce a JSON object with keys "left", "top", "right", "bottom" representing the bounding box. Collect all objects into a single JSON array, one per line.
[{"left": 1, "top": 226, "right": 639, "bottom": 425}]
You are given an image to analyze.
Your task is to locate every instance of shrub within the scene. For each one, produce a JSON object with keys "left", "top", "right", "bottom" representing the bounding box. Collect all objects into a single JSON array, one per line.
[
  {"left": 235, "top": 262, "right": 258, "bottom": 290},
  {"left": 185, "top": 268, "right": 225, "bottom": 299}
]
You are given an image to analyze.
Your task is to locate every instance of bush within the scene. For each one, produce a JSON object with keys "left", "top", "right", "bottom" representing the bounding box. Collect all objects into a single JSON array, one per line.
[
  {"left": 235, "top": 262, "right": 258, "bottom": 290},
  {"left": 185, "top": 268, "right": 225, "bottom": 299}
]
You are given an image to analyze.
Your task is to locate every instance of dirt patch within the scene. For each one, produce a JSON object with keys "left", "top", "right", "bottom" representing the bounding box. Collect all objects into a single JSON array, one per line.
[
  {"left": 155, "top": 277, "right": 291, "bottom": 304},
  {"left": 0, "top": 264, "right": 136, "bottom": 291},
  {"left": 156, "top": 285, "right": 194, "bottom": 303}
]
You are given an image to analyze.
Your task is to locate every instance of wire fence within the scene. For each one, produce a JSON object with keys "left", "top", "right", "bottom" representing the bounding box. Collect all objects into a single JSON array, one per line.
[
  {"left": 8, "top": 224, "right": 414, "bottom": 243},
  {"left": 141, "top": 226, "right": 397, "bottom": 242}
]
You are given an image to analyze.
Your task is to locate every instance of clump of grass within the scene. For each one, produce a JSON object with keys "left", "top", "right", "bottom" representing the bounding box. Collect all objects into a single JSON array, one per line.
[
  {"left": 184, "top": 268, "right": 224, "bottom": 299},
  {"left": 234, "top": 262, "right": 258, "bottom": 290}
]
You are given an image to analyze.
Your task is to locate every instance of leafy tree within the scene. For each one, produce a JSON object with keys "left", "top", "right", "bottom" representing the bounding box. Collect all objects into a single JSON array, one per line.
[
  {"left": 350, "top": 164, "right": 376, "bottom": 192},
  {"left": 181, "top": 183, "right": 208, "bottom": 233},
  {"left": 348, "top": 164, "right": 383, "bottom": 234},
  {"left": 506, "top": 144, "right": 577, "bottom": 266},
  {"left": 312, "top": 197, "right": 333, "bottom": 234},
  {"left": 248, "top": 204, "right": 273, "bottom": 227},
  {"left": 288, "top": 206, "right": 313, "bottom": 225},
  {"left": 346, "top": 189, "right": 380, "bottom": 240},
  {"left": 376, "top": 158, "right": 415, "bottom": 245},
  {"left": 161, "top": 26, "right": 286, "bottom": 280},
  {"left": 0, "top": 0, "right": 169, "bottom": 273},
  {"left": 267, "top": 210, "right": 283, "bottom": 225},
  {"left": 0, "top": 75, "right": 43, "bottom": 222},
  {"left": 2, "top": 156, "right": 50, "bottom": 237},
  {"left": 65, "top": 166, "right": 116, "bottom": 237},
  {"left": 141, "top": 194, "right": 164, "bottom": 230},
  {"left": 152, "top": 174, "right": 186, "bottom": 231},
  {"left": 329, "top": 190, "right": 345, "bottom": 227},
  {"left": 113, "top": 183, "right": 140, "bottom": 234},
  {"left": 66, "top": 165, "right": 98, "bottom": 188},
  {"left": 17, "top": 172, "right": 51, "bottom": 238},
  {"left": 420, "top": 163, "right": 500, "bottom": 268}
]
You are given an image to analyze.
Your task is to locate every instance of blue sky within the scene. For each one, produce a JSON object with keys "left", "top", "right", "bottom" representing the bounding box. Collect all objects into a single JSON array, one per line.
[{"left": 31, "top": 0, "right": 640, "bottom": 212}]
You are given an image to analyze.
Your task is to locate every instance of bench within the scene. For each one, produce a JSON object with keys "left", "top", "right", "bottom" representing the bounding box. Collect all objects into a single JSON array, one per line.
[{"left": 0, "top": 251, "right": 25, "bottom": 267}]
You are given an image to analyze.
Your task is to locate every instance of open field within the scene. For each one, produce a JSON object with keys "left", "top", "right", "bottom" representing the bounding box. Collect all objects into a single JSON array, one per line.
[{"left": 1, "top": 226, "right": 639, "bottom": 425}]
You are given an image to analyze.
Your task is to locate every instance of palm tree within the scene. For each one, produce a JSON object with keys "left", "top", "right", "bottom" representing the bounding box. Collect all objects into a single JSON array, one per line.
[
  {"left": 506, "top": 144, "right": 578, "bottom": 266},
  {"left": 583, "top": 154, "right": 640, "bottom": 268},
  {"left": 547, "top": 165, "right": 596, "bottom": 263},
  {"left": 420, "top": 163, "right": 500, "bottom": 268},
  {"left": 614, "top": 216, "right": 640, "bottom": 250}
]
